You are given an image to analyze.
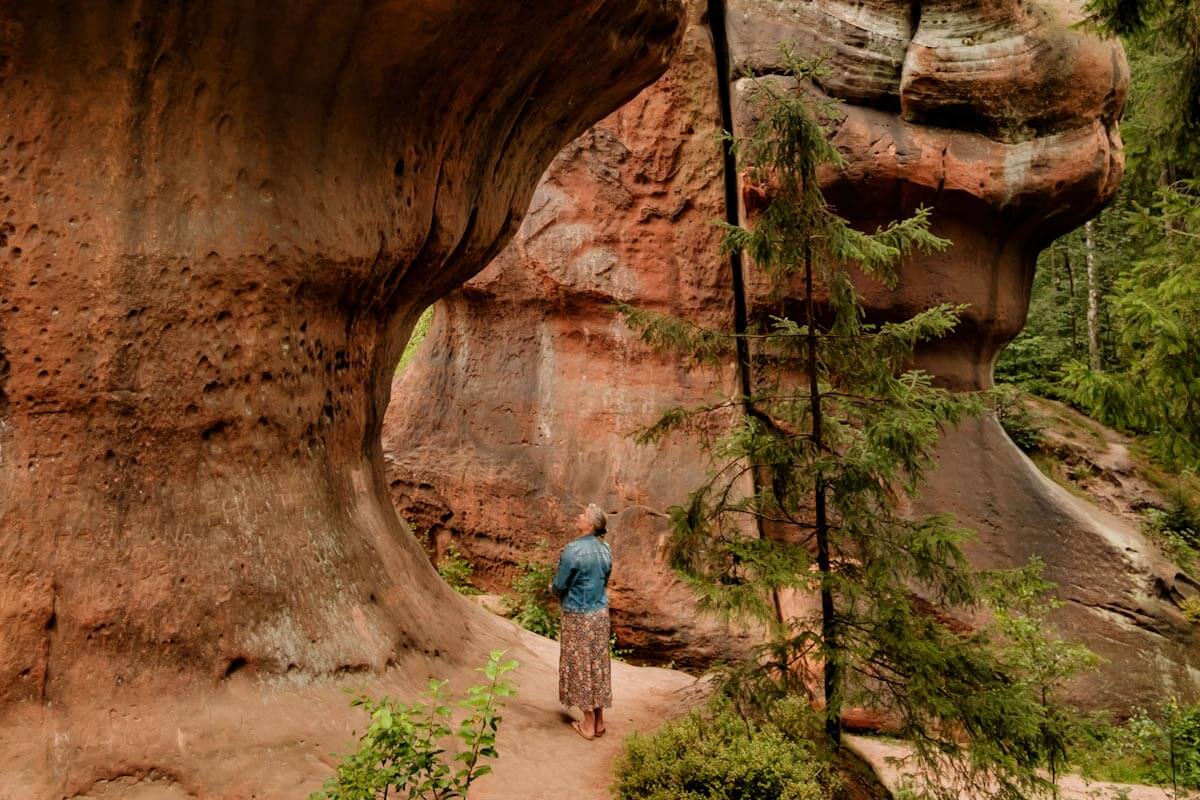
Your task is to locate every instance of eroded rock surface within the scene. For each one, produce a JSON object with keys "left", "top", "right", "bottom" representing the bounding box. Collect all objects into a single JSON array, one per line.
[
  {"left": 0, "top": 1, "right": 686, "bottom": 796},
  {"left": 384, "top": 1, "right": 756, "bottom": 668},
  {"left": 385, "top": 0, "right": 1199, "bottom": 710}
]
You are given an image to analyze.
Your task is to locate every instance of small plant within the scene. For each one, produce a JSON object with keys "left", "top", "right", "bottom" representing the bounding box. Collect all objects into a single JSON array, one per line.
[
  {"left": 311, "top": 650, "right": 518, "bottom": 800},
  {"left": 1142, "top": 497, "right": 1199, "bottom": 573},
  {"left": 615, "top": 698, "right": 836, "bottom": 800},
  {"left": 609, "top": 634, "right": 632, "bottom": 662},
  {"left": 437, "top": 542, "right": 480, "bottom": 596},
  {"left": 993, "top": 384, "right": 1047, "bottom": 453},
  {"left": 1070, "top": 699, "right": 1200, "bottom": 791},
  {"left": 504, "top": 547, "right": 560, "bottom": 639},
  {"left": 1182, "top": 596, "right": 1200, "bottom": 624},
  {"left": 1160, "top": 492, "right": 1200, "bottom": 549},
  {"left": 396, "top": 306, "right": 435, "bottom": 374}
]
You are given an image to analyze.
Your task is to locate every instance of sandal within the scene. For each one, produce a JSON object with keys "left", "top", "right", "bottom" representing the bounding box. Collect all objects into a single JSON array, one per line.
[{"left": 570, "top": 720, "right": 595, "bottom": 741}]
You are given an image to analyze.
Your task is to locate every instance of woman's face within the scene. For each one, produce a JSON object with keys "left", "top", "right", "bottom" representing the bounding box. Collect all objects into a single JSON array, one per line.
[{"left": 575, "top": 511, "right": 592, "bottom": 535}]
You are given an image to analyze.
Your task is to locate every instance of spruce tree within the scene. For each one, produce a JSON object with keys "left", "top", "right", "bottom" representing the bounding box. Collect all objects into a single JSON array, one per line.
[
  {"left": 1062, "top": 2, "right": 1200, "bottom": 471},
  {"left": 622, "top": 57, "right": 1081, "bottom": 799},
  {"left": 1066, "top": 180, "right": 1200, "bottom": 470}
]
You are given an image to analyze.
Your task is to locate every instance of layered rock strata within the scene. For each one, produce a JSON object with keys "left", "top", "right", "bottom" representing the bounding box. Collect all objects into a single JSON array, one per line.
[
  {"left": 385, "top": 0, "right": 1200, "bottom": 710},
  {"left": 0, "top": 1, "right": 686, "bottom": 796}
]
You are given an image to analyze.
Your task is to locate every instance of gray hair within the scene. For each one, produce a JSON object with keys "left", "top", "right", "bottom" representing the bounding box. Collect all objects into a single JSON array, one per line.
[{"left": 584, "top": 503, "right": 607, "bottom": 535}]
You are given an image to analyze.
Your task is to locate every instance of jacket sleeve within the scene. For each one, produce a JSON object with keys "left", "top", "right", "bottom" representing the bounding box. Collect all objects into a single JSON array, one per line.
[{"left": 551, "top": 547, "right": 575, "bottom": 598}]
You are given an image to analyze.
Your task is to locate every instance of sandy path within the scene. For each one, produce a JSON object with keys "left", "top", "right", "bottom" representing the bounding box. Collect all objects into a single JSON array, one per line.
[
  {"left": 847, "top": 735, "right": 1197, "bottom": 800},
  {"left": 472, "top": 623, "right": 702, "bottom": 800}
]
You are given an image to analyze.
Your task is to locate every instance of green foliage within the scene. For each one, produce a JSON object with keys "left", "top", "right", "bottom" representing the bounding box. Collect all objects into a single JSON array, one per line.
[
  {"left": 623, "top": 53, "right": 1086, "bottom": 800},
  {"left": 1085, "top": 1, "right": 1199, "bottom": 191},
  {"left": 1141, "top": 492, "right": 1200, "bottom": 572},
  {"left": 437, "top": 542, "right": 480, "bottom": 596},
  {"left": 504, "top": 552, "right": 560, "bottom": 639},
  {"left": 991, "top": 385, "right": 1046, "bottom": 453},
  {"left": 311, "top": 651, "right": 518, "bottom": 800},
  {"left": 397, "top": 306, "right": 435, "bottom": 374},
  {"left": 1003, "top": 5, "right": 1200, "bottom": 475},
  {"left": 1065, "top": 180, "right": 1200, "bottom": 470},
  {"left": 614, "top": 698, "right": 837, "bottom": 800},
  {"left": 993, "top": 228, "right": 1115, "bottom": 394},
  {"left": 1071, "top": 699, "right": 1200, "bottom": 790},
  {"left": 1182, "top": 596, "right": 1200, "bottom": 624}
]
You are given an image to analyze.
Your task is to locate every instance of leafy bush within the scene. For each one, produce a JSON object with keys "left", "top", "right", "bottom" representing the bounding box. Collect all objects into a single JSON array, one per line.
[
  {"left": 504, "top": 550, "right": 560, "bottom": 639},
  {"left": 1071, "top": 699, "right": 1200, "bottom": 790},
  {"left": 992, "top": 385, "right": 1046, "bottom": 453},
  {"left": 437, "top": 542, "right": 480, "bottom": 596},
  {"left": 1159, "top": 493, "right": 1200, "bottom": 549},
  {"left": 311, "top": 651, "right": 518, "bottom": 800},
  {"left": 1142, "top": 494, "right": 1200, "bottom": 572},
  {"left": 994, "top": 333, "right": 1073, "bottom": 399},
  {"left": 1182, "top": 596, "right": 1200, "bottom": 624},
  {"left": 503, "top": 544, "right": 631, "bottom": 658},
  {"left": 615, "top": 699, "right": 836, "bottom": 800}
]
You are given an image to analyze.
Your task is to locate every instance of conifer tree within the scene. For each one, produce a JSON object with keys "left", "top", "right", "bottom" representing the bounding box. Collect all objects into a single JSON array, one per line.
[
  {"left": 1066, "top": 180, "right": 1200, "bottom": 470},
  {"left": 622, "top": 57, "right": 1082, "bottom": 799}
]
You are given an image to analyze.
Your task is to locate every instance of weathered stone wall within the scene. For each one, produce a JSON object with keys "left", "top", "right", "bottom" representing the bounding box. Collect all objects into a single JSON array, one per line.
[
  {"left": 0, "top": 2, "right": 686, "bottom": 796},
  {"left": 386, "top": 1, "right": 756, "bottom": 666},
  {"left": 384, "top": 0, "right": 1200, "bottom": 711}
]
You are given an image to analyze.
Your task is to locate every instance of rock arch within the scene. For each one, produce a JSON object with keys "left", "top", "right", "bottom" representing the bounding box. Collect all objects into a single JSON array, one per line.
[{"left": 0, "top": 2, "right": 687, "bottom": 796}]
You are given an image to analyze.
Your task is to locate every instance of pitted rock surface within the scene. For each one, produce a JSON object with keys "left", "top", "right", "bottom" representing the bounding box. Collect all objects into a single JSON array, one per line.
[{"left": 0, "top": 1, "right": 687, "bottom": 796}]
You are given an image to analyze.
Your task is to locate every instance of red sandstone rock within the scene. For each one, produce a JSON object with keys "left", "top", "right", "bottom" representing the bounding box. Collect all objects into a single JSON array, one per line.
[
  {"left": 386, "top": 2, "right": 758, "bottom": 667},
  {"left": 384, "top": 0, "right": 1199, "bottom": 711},
  {"left": 0, "top": 1, "right": 687, "bottom": 796}
]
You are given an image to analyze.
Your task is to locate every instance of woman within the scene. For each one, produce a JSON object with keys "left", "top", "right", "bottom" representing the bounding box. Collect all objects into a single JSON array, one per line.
[{"left": 551, "top": 503, "right": 613, "bottom": 740}]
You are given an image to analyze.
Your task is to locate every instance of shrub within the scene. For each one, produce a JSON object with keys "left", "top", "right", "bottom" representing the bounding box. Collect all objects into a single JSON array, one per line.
[
  {"left": 311, "top": 651, "right": 518, "bottom": 800},
  {"left": 1071, "top": 699, "right": 1200, "bottom": 790},
  {"left": 505, "top": 549, "right": 560, "bottom": 639},
  {"left": 1182, "top": 596, "right": 1200, "bottom": 624},
  {"left": 437, "top": 542, "right": 480, "bottom": 596},
  {"left": 1143, "top": 495, "right": 1200, "bottom": 572},
  {"left": 614, "top": 699, "right": 836, "bottom": 800},
  {"left": 992, "top": 384, "right": 1046, "bottom": 453},
  {"left": 1159, "top": 492, "right": 1200, "bottom": 550}
]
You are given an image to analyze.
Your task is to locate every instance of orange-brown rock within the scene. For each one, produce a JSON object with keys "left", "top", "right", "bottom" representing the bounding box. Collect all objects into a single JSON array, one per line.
[
  {"left": 0, "top": 2, "right": 687, "bottom": 796},
  {"left": 385, "top": 0, "right": 1199, "bottom": 711},
  {"left": 385, "top": 2, "right": 757, "bottom": 667}
]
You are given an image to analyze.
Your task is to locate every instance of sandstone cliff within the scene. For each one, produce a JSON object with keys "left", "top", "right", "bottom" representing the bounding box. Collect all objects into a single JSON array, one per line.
[
  {"left": 385, "top": 0, "right": 1200, "bottom": 711},
  {"left": 0, "top": 2, "right": 688, "bottom": 796}
]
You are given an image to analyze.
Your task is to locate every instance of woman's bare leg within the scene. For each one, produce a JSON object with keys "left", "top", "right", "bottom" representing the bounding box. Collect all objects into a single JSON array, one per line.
[{"left": 594, "top": 708, "right": 606, "bottom": 736}]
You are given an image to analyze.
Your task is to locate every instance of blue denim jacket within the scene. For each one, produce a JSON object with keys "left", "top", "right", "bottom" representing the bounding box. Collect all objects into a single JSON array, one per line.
[{"left": 552, "top": 534, "right": 612, "bottom": 613}]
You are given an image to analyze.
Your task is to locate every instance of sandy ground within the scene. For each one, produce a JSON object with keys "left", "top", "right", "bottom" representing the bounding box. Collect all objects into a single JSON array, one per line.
[
  {"left": 13, "top": 597, "right": 702, "bottom": 800},
  {"left": 472, "top": 624, "right": 702, "bottom": 800},
  {"left": 847, "top": 735, "right": 1198, "bottom": 800}
]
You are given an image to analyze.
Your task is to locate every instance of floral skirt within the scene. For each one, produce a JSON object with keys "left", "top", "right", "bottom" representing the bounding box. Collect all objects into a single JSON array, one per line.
[{"left": 558, "top": 608, "right": 613, "bottom": 709}]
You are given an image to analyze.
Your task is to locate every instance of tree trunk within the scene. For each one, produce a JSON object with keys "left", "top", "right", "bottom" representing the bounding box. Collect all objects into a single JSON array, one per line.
[
  {"left": 1063, "top": 244, "right": 1080, "bottom": 356},
  {"left": 1085, "top": 220, "right": 1102, "bottom": 370},
  {"left": 805, "top": 243, "right": 841, "bottom": 746}
]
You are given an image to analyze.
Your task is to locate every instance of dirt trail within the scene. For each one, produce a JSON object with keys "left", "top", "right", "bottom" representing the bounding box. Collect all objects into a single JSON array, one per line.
[
  {"left": 848, "top": 736, "right": 1197, "bottom": 800},
  {"left": 473, "top": 624, "right": 701, "bottom": 800}
]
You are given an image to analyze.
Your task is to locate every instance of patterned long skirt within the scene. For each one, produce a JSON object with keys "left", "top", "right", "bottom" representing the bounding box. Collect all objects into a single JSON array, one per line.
[{"left": 558, "top": 608, "right": 613, "bottom": 709}]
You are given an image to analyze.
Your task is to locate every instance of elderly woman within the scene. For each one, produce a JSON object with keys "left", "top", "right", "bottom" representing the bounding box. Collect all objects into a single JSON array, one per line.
[{"left": 551, "top": 503, "right": 613, "bottom": 740}]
